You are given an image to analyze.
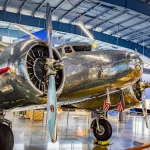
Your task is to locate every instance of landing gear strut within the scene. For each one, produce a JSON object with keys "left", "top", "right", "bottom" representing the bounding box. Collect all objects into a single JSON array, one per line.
[
  {"left": 0, "top": 109, "right": 14, "bottom": 150},
  {"left": 91, "top": 108, "right": 112, "bottom": 141}
]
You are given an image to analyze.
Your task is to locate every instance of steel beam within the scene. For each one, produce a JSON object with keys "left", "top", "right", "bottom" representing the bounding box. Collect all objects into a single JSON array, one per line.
[
  {"left": 0, "top": 10, "right": 46, "bottom": 28},
  {"left": 3, "top": 0, "right": 9, "bottom": 10},
  {"left": 32, "top": 0, "right": 65, "bottom": 16},
  {"left": 129, "top": 31, "right": 150, "bottom": 41},
  {"left": 83, "top": 4, "right": 116, "bottom": 25},
  {"left": 147, "top": 41, "right": 150, "bottom": 46},
  {"left": 138, "top": 37, "right": 150, "bottom": 44},
  {"left": 122, "top": 25, "right": 150, "bottom": 38},
  {"left": 97, "top": 0, "right": 150, "bottom": 17},
  {"left": 0, "top": 27, "right": 66, "bottom": 45},
  {"left": 30, "top": 27, "right": 35, "bottom": 32},
  {"left": 18, "top": 0, "right": 29, "bottom": 13},
  {"left": 32, "top": 0, "right": 47, "bottom": 16},
  {"left": 51, "top": 0, "right": 65, "bottom": 13},
  {"left": 70, "top": 2, "right": 101, "bottom": 24},
  {"left": 58, "top": 0, "right": 85, "bottom": 21},
  {"left": 7, "top": 23, "right": 11, "bottom": 30},
  {"left": 84, "top": 9, "right": 110, "bottom": 25},
  {"left": 92, "top": 10, "right": 128, "bottom": 30},
  {"left": 102, "top": 14, "right": 139, "bottom": 32},
  {"left": 0, "top": 10, "right": 150, "bottom": 57},
  {"left": 0, "top": 28, "right": 25, "bottom": 37},
  {"left": 112, "top": 18, "right": 150, "bottom": 35}
]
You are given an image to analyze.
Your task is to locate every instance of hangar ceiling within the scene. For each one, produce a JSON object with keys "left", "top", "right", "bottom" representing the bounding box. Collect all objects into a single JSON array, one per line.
[{"left": 0, "top": 0, "right": 150, "bottom": 57}]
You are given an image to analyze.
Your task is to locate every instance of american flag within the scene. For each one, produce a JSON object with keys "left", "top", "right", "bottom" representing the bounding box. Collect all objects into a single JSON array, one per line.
[
  {"left": 103, "top": 99, "right": 110, "bottom": 112},
  {"left": 117, "top": 100, "right": 124, "bottom": 112}
]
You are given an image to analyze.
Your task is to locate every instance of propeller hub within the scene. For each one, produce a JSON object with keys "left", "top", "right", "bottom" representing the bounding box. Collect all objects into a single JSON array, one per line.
[{"left": 45, "top": 58, "right": 63, "bottom": 76}]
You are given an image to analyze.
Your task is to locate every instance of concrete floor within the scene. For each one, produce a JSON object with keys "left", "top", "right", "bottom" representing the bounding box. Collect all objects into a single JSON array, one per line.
[{"left": 5, "top": 111, "right": 150, "bottom": 150}]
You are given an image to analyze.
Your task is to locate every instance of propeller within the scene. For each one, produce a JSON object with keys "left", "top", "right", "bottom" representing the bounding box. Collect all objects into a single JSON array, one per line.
[{"left": 46, "top": 3, "right": 57, "bottom": 143}]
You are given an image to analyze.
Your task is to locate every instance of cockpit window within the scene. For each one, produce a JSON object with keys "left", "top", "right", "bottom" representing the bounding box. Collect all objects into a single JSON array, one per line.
[
  {"left": 72, "top": 45, "right": 91, "bottom": 52},
  {"left": 64, "top": 46, "right": 72, "bottom": 53}
]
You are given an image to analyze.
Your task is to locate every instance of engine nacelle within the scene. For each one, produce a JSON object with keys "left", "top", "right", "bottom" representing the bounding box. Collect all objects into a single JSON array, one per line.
[{"left": 0, "top": 39, "right": 65, "bottom": 109}]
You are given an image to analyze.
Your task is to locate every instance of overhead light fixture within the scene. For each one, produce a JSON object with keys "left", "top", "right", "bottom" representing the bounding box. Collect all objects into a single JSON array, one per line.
[
  {"left": 77, "top": 21, "right": 94, "bottom": 40},
  {"left": 14, "top": 23, "right": 38, "bottom": 39}
]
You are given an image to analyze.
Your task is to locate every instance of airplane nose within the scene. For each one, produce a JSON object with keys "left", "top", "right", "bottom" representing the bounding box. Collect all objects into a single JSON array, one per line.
[{"left": 127, "top": 52, "right": 143, "bottom": 75}]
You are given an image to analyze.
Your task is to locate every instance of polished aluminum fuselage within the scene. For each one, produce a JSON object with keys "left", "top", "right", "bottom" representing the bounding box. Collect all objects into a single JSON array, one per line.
[
  {"left": 60, "top": 50, "right": 142, "bottom": 101},
  {"left": 0, "top": 39, "right": 143, "bottom": 110}
]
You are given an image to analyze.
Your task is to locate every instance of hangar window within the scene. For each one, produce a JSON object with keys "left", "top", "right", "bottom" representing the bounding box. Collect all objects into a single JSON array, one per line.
[{"left": 72, "top": 45, "right": 91, "bottom": 52}]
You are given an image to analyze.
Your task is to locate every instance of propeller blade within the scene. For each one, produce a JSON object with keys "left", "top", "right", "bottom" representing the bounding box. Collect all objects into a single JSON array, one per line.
[
  {"left": 47, "top": 76, "right": 57, "bottom": 142},
  {"left": 141, "top": 90, "right": 149, "bottom": 128},
  {"left": 46, "top": 3, "right": 53, "bottom": 59},
  {"left": 46, "top": 3, "right": 57, "bottom": 143}
]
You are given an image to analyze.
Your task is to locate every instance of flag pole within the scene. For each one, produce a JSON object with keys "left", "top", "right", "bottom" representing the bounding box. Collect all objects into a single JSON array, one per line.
[
  {"left": 103, "top": 87, "right": 111, "bottom": 117},
  {"left": 106, "top": 87, "right": 111, "bottom": 106}
]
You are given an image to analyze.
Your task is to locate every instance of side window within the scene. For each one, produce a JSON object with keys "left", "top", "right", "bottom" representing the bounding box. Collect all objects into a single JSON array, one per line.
[
  {"left": 72, "top": 45, "right": 91, "bottom": 52},
  {"left": 64, "top": 46, "right": 72, "bottom": 53}
]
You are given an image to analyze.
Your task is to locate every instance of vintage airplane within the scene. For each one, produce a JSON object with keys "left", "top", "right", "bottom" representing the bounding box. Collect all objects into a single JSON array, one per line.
[{"left": 0, "top": 3, "right": 149, "bottom": 150}]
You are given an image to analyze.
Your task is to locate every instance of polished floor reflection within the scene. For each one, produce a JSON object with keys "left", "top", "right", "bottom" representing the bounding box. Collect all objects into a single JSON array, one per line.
[{"left": 5, "top": 111, "right": 150, "bottom": 150}]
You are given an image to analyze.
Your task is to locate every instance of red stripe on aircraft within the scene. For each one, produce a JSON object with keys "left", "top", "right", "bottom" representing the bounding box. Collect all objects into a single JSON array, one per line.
[{"left": 0, "top": 66, "right": 9, "bottom": 75}]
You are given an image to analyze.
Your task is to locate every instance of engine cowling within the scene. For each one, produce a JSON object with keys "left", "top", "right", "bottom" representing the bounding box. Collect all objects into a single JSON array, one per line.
[
  {"left": 0, "top": 39, "right": 65, "bottom": 109},
  {"left": 26, "top": 40, "right": 65, "bottom": 96}
]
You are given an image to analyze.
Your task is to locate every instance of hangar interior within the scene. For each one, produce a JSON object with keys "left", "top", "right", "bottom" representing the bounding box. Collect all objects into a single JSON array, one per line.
[{"left": 0, "top": 0, "right": 150, "bottom": 150}]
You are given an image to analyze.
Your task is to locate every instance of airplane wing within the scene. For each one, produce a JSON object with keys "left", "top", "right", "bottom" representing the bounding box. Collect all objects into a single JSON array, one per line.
[{"left": 70, "top": 86, "right": 141, "bottom": 111}]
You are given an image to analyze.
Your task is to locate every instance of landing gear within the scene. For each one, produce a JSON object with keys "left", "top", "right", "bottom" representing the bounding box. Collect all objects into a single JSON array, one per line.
[
  {"left": 0, "top": 110, "right": 14, "bottom": 150},
  {"left": 91, "top": 108, "right": 112, "bottom": 141}
]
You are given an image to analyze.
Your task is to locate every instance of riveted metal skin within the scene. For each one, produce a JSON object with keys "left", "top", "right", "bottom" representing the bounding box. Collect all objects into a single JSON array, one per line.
[
  {"left": 0, "top": 39, "right": 65, "bottom": 109},
  {"left": 60, "top": 50, "right": 142, "bottom": 101},
  {"left": 0, "top": 39, "right": 143, "bottom": 110}
]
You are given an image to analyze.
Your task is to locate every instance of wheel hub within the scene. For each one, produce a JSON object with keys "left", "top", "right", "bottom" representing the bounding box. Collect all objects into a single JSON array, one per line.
[{"left": 96, "top": 125, "right": 105, "bottom": 135}]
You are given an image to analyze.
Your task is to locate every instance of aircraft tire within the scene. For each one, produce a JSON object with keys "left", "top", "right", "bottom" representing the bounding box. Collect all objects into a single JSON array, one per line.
[
  {"left": 0, "top": 124, "right": 14, "bottom": 150},
  {"left": 93, "top": 119, "right": 112, "bottom": 141}
]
